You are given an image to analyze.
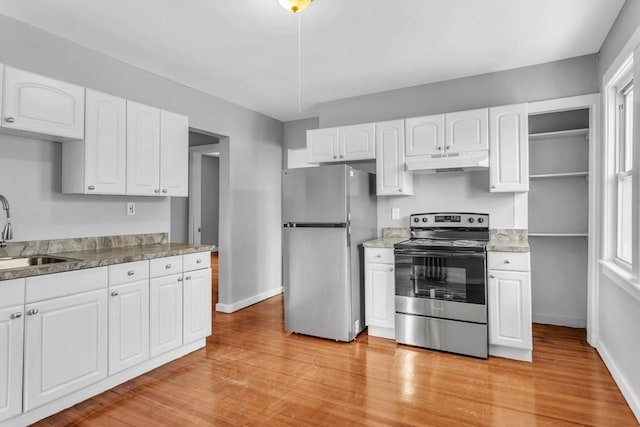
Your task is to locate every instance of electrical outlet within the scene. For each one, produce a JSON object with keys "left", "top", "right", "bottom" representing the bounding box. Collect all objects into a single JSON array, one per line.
[
  {"left": 391, "top": 207, "right": 400, "bottom": 220},
  {"left": 127, "top": 202, "right": 135, "bottom": 216}
]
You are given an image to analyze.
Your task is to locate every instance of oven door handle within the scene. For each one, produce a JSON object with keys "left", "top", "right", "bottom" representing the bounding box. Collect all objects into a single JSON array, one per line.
[{"left": 395, "top": 250, "right": 486, "bottom": 258}]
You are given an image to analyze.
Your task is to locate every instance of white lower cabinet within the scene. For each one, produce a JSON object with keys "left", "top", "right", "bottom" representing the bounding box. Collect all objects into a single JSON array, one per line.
[
  {"left": 364, "top": 248, "right": 395, "bottom": 339},
  {"left": 0, "top": 305, "right": 24, "bottom": 423},
  {"left": 108, "top": 280, "right": 150, "bottom": 375},
  {"left": 150, "top": 273, "right": 184, "bottom": 357},
  {"left": 183, "top": 268, "right": 212, "bottom": 344},
  {"left": 24, "top": 288, "right": 108, "bottom": 411},
  {"left": 487, "top": 252, "right": 532, "bottom": 362}
]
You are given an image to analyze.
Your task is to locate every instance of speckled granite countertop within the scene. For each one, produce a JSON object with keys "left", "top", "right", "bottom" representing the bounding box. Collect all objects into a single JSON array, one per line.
[
  {"left": 486, "top": 229, "right": 529, "bottom": 253},
  {"left": 0, "top": 233, "right": 216, "bottom": 281},
  {"left": 363, "top": 228, "right": 410, "bottom": 248}
]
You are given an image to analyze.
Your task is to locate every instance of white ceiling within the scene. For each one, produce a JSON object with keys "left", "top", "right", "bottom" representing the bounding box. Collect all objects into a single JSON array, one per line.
[{"left": 0, "top": 0, "right": 625, "bottom": 122}]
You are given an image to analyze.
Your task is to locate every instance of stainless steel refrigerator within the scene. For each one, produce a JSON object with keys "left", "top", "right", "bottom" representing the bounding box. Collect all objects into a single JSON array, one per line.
[{"left": 282, "top": 165, "right": 377, "bottom": 342}]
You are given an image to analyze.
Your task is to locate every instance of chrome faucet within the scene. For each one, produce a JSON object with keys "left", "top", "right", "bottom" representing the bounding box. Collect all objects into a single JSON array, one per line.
[{"left": 0, "top": 195, "right": 13, "bottom": 248}]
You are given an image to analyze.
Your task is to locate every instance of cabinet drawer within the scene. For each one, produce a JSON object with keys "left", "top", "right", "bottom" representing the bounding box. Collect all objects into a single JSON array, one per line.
[
  {"left": 150, "top": 255, "right": 183, "bottom": 278},
  {"left": 183, "top": 252, "right": 211, "bottom": 271},
  {"left": 365, "top": 248, "right": 394, "bottom": 264},
  {"left": 0, "top": 278, "right": 25, "bottom": 308},
  {"left": 487, "top": 252, "right": 530, "bottom": 272},
  {"left": 109, "top": 260, "right": 149, "bottom": 286}
]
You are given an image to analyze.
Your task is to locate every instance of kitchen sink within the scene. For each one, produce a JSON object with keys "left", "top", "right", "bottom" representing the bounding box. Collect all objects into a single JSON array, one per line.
[{"left": 0, "top": 255, "right": 79, "bottom": 271}]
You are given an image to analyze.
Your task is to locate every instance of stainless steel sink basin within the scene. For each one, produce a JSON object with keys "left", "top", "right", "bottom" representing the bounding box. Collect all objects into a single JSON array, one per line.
[{"left": 0, "top": 255, "right": 78, "bottom": 271}]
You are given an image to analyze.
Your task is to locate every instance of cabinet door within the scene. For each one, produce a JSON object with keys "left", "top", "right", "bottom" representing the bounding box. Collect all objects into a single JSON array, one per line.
[
  {"left": 364, "top": 262, "right": 395, "bottom": 329},
  {"left": 24, "top": 289, "right": 108, "bottom": 411},
  {"left": 0, "top": 305, "right": 24, "bottom": 423},
  {"left": 307, "top": 127, "right": 339, "bottom": 163},
  {"left": 183, "top": 268, "right": 212, "bottom": 344},
  {"left": 488, "top": 270, "right": 532, "bottom": 350},
  {"left": 84, "top": 89, "right": 127, "bottom": 194},
  {"left": 405, "top": 114, "right": 445, "bottom": 156},
  {"left": 2, "top": 66, "right": 84, "bottom": 139},
  {"left": 339, "top": 123, "right": 375, "bottom": 161},
  {"left": 489, "top": 104, "right": 529, "bottom": 192},
  {"left": 445, "top": 108, "right": 489, "bottom": 153},
  {"left": 108, "top": 280, "right": 150, "bottom": 375},
  {"left": 126, "top": 101, "right": 161, "bottom": 196},
  {"left": 150, "top": 274, "right": 183, "bottom": 357},
  {"left": 376, "top": 120, "right": 413, "bottom": 196},
  {"left": 160, "top": 110, "right": 189, "bottom": 197}
]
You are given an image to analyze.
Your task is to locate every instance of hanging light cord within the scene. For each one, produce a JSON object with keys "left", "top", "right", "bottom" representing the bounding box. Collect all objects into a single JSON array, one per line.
[{"left": 298, "top": 13, "right": 302, "bottom": 114}]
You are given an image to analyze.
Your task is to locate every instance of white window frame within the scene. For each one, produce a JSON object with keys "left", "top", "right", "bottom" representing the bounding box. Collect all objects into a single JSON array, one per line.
[
  {"left": 614, "top": 74, "right": 633, "bottom": 269},
  {"left": 603, "top": 53, "right": 639, "bottom": 284}
]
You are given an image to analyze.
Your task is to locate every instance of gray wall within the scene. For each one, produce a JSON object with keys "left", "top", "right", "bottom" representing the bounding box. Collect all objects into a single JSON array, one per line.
[
  {"left": 596, "top": 0, "right": 640, "bottom": 420},
  {"left": 201, "top": 155, "right": 219, "bottom": 245},
  {"left": 318, "top": 55, "right": 598, "bottom": 128},
  {"left": 283, "top": 117, "right": 319, "bottom": 165},
  {"left": 0, "top": 15, "right": 283, "bottom": 307}
]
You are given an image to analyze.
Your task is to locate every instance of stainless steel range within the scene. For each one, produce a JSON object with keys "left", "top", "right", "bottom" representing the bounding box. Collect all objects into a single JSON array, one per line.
[{"left": 394, "top": 213, "right": 489, "bottom": 358}]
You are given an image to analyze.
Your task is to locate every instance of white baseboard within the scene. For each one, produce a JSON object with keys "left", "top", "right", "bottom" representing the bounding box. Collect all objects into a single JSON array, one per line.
[
  {"left": 533, "top": 313, "right": 586, "bottom": 328},
  {"left": 215, "top": 286, "right": 283, "bottom": 313},
  {"left": 597, "top": 341, "right": 640, "bottom": 423},
  {"left": 367, "top": 326, "right": 395, "bottom": 340},
  {"left": 489, "top": 345, "right": 532, "bottom": 362}
]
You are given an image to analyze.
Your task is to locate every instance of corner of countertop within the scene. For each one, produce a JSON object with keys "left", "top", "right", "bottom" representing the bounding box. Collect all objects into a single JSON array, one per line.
[{"left": 487, "top": 229, "right": 530, "bottom": 252}]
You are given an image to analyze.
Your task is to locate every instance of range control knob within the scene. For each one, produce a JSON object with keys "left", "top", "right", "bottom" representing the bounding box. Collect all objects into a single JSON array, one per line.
[
  {"left": 468, "top": 217, "right": 475, "bottom": 223},
  {"left": 413, "top": 217, "right": 420, "bottom": 223},
  {"left": 422, "top": 217, "right": 428, "bottom": 222},
  {"left": 477, "top": 217, "right": 484, "bottom": 224}
]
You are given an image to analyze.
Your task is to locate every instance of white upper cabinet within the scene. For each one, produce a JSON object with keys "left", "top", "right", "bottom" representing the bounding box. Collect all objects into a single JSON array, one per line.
[
  {"left": 376, "top": 120, "right": 413, "bottom": 196},
  {"left": 1, "top": 66, "right": 84, "bottom": 140},
  {"left": 445, "top": 108, "right": 489, "bottom": 153},
  {"left": 405, "top": 114, "right": 445, "bottom": 156},
  {"left": 62, "top": 90, "right": 127, "bottom": 194},
  {"left": 160, "top": 110, "right": 189, "bottom": 197},
  {"left": 489, "top": 104, "right": 529, "bottom": 192},
  {"left": 339, "top": 123, "right": 375, "bottom": 161},
  {"left": 126, "top": 101, "right": 161, "bottom": 196},
  {"left": 307, "top": 127, "right": 339, "bottom": 163},
  {"left": 307, "top": 123, "right": 375, "bottom": 163}
]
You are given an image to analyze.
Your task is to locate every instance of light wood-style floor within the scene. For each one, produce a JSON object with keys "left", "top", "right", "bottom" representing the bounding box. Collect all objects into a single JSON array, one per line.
[{"left": 35, "top": 294, "right": 637, "bottom": 426}]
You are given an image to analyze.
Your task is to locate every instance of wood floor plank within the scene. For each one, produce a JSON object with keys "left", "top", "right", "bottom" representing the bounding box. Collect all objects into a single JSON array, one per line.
[{"left": 33, "top": 295, "right": 638, "bottom": 426}]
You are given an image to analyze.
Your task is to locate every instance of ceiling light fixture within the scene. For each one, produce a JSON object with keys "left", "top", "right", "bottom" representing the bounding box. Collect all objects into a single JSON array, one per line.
[{"left": 279, "top": 0, "right": 314, "bottom": 114}]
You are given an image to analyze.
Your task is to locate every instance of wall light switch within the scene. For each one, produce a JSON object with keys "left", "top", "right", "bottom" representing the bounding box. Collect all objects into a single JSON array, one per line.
[
  {"left": 391, "top": 208, "right": 400, "bottom": 220},
  {"left": 127, "top": 202, "right": 136, "bottom": 216}
]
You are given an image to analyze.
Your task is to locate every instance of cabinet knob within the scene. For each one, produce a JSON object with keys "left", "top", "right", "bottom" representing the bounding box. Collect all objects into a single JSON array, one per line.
[
  {"left": 178, "top": 277, "right": 183, "bottom": 282},
  {"left": 10, "top": 312, "right": 22, "bottom": 319},
  {"left": 128, "top": 270, "right": 135, "bottom": 276},
  {"left": 154, "top": 188, "right": 160, "bottom": 193},
  {"left": 388, "top": 267, "right": 394, "bottom": 272},
  {"left": 437, "top": 146, "right": 442, "bottom": 151},
  {"left": 111, "top": 291, "right": 119, "bottom": 297},
  {"left": 196, "top": 259, "right": 202, "bottom": 264},
  {"left": 376, "top": 254, "right": 381, "bottom": 258},
  {"left": 165, "top": 264, "right": 172, "bottom": 269},
  {"left": 491, "top": 185, "right": 497, "bottom": 189},
  {"left": 339, "top": 155, "right": 344, "bottom": 159},
  {"left": 5, "top": 117, "right": 15, "bottom": 123},
  {"left": 162, "top": 189, "right": 168, "bottom": 194},
  {"left": 186, "top": 275, "right": 192, "bottom": 280},
  {"left": 490, "top": 274, "right": 496, "bottom": 279},
  {"left": 504, "top": 259, "right": 511, "bottom": 264},
  {"left": 88, "top": 185, "right": 95, "bottom": 190},
  {"left": 398, "top": 188, "right": 402, "bottom": 192},
  {"left": 333, "top": 155, "right": 338, "bottom": 160},
  {"left": 446, "top": 146, "right": 451, "bottom": 150},
  {"left": 28, "top": 308, "right": 38, "bottom": 315}
]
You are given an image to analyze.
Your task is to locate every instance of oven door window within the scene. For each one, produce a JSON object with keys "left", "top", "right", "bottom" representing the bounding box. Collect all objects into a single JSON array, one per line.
[{"left": 395, "top": 252, "right": 485, "bottom": 304}]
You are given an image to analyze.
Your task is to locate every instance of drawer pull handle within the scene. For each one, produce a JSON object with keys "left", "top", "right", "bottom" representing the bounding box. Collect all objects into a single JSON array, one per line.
[
  {"left": 376, "top": 254, "right": 382, "bottom": 258},
  {"left": 504, "top": 260, "right": 511, "bottom": 264},
  {"left": 178, "top": 277, "right": 183, "bottom": 282},
  {"left": 127, "top": 270, "right": 135, "bottom": 276},
  {"left": 11, "top": 312, "right": 22, "bottom": 319},
  {"left": 111, "top": 291, "right": 119, "bottom": 297},
  {"left": 28, "top": 308, "right": 38, "bottom": 316},
  {"left": 165, "top": 264, "right": 172, "bottom": 269},
  {"left": 388, "top": 267, "right": 393, "bottom": 272},
  {"left": 490, "top": 274, "right": 496, "bottom": 279},
  {"left": 196, "top": 259, "right": 202, "bottom": 264},
  {"left": 5, "top": 117, "right": 15, "bottom": 123},
  {"left": 186, "top": 275, "right": 192, "bottom": 280},
  {"left": 88, "top": 185, "right": 96, "bottom": 190}
]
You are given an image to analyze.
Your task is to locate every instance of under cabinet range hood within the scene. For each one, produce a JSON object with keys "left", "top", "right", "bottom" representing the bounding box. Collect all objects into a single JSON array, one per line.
[{"left": 405, "top": 151, "right": 489, "bottom": 174}]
